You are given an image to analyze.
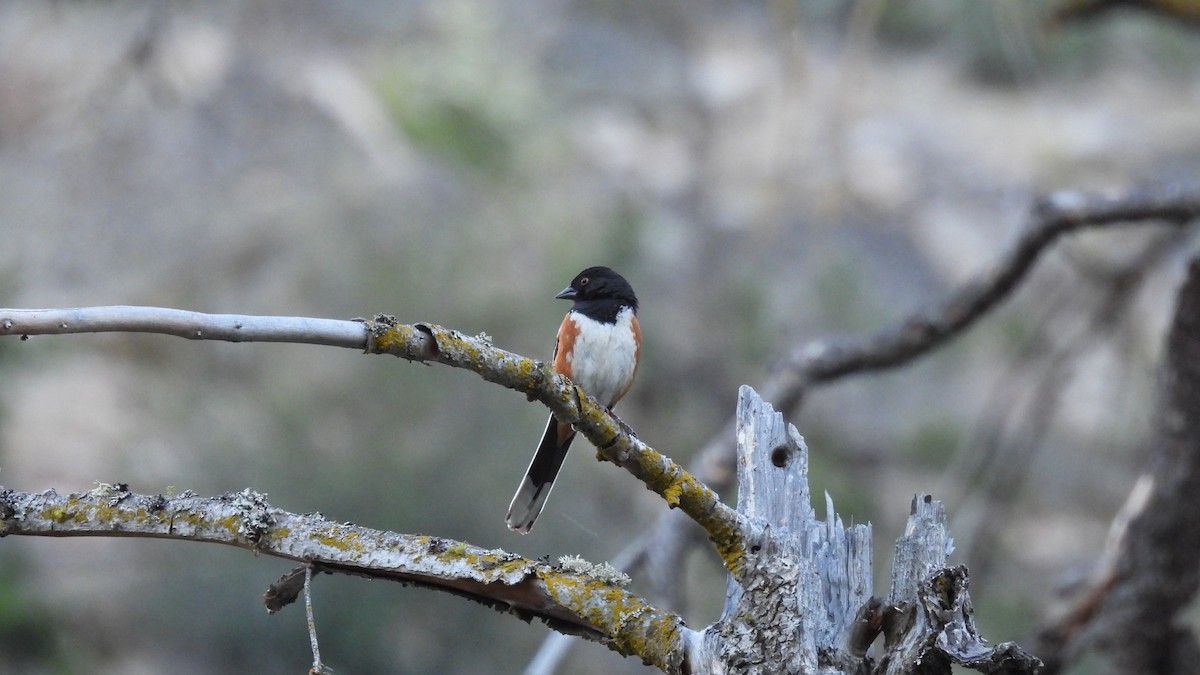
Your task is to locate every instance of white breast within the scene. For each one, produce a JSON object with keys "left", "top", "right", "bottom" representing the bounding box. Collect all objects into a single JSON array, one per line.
[{"left": 564, "top": 307, "right": 638, "bottom": 408}]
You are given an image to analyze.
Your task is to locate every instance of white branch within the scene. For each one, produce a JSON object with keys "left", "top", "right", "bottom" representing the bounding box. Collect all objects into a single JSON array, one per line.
[{"left": 0, "top": 306, "right": 367, "bottom": 347}]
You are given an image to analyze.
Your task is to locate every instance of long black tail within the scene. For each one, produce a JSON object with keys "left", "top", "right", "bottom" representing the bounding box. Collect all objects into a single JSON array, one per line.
[{"left": 506, "top": 415, "right": 575, "bottom": 533}]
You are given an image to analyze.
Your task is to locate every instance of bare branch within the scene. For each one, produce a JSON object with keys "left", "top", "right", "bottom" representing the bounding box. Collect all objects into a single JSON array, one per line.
[
  {"left": 0, "top": 484, "right": 693, "bottom": 672},
  {"left": 303, "top": 564, "right": 331, "bottom": 675},
  {"left": 1051, "top": 0, "right": 1200, "bottom": 28},
  {"left": 775, "top": 185, "right": 1200, "bottom": 406},
  {"left": 0, "top": 306, "right": 366, "bottom": 347}
]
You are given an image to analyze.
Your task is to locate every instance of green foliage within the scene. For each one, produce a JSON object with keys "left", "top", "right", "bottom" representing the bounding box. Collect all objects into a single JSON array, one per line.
[
  {"left": 373, "top": 7, "right": 549, "bottom": 182},
  {"left": 378, "top": 68, "right": 515, "bottom": 178},
  {"left": 0, "top": 556, "right": 67, "bottom": 672},
  {"left": 876, "top": 0, "right": 953, "bottom": 46},
  {"left": 601, "top": 200, "right": 645, "bottom": 270},
  {"left": 906, "top": 418, "right": 962, "bottom": 467}
]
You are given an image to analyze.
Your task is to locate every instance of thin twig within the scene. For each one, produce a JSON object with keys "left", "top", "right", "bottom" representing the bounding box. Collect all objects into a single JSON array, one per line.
[{"left": 304, "top": 563, "right": 331, "bottom": 675}]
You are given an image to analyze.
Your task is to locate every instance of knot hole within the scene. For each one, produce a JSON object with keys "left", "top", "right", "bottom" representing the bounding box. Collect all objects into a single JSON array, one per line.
[{"left": 770, "top": 445, "right": 791, "bottom": 468}]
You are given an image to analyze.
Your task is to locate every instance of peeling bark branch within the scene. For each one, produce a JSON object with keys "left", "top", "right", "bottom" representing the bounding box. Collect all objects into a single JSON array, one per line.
[{"left": 0, "top": 484, "right": 693, "bottom": 672}]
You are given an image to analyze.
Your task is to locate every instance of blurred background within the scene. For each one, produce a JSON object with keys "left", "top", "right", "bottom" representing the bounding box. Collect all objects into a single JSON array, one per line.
[{"left": 2, "top": 0, "right": 1199, "bottom": 673}]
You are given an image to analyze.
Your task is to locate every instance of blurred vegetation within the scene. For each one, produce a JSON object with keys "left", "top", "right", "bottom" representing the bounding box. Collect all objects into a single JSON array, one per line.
[
  {"left": 1, "top": 0, "right": 1198, "bottom": 673},
  {"left": 0, "top": 556, "right": 68, "bottom": 673}
]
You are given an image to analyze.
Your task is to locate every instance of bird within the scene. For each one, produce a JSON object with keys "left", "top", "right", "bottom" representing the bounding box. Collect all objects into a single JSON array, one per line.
[{"left": 506, "top": 266, "right": 641, "bottom": 534}]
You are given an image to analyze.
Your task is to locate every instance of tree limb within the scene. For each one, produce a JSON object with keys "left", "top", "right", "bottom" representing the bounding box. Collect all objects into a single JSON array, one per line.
[
  {"left": 0, "top": 483, "right": 694, "bottom": 672},
  {"left": 1035, "top": 254, "right": 1200, "bottom": 673},
  {"left": 0, "top": 307, "right": 749, "bottom": 578},
  {"left": 771, "top": 185, "right": 1200, "bottom": 410},
  {"left": 536, "top": 184, "right": 1199, "bottom": 672},
  {"left": 0, "top": 306, "right": 366, "bottom": 347},
  {"left": 690, "top": 186, "right": 1200, "bottom": 549},
  {"left": 688, "top": 187, "right": 1200, "bottom": 514},
  {"left": 1050, "top": 0, "right": 1200, "bottom": 28}
]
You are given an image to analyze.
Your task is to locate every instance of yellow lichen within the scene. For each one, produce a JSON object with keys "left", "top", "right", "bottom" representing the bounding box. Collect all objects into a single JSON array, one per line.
[
  {"left": 315, "top": 529, "right": 363, "bottom": 552},
  {"left": 371, "top": 324, "right": 419, "bottom": 354},
  {"left": 660, "top": 478, "right": 685, "bottom": 508},
  {"left": 43, "top": 506, "right": 70, "bottom": 523}
]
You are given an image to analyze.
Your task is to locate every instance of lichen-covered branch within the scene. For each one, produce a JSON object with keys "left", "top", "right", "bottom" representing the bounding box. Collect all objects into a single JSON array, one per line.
[
  {"left": 366, "top": 318, "right": 749, "bottom": 576},
  {"left": 0, "top": 307, "right": 748, "bottom": 577},
  {"left": 0, "top": 484, "right": 694, "bottom": 672}
]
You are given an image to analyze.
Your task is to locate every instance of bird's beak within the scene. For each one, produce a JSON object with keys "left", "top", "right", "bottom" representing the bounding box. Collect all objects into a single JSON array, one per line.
[{"left": 555, "top": 286, "right": 578, "bottom": 300}]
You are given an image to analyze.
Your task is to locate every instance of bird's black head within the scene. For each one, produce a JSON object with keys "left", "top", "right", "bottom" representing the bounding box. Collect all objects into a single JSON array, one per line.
[{"left": 556, "top": 266, "right": 638, "bottom": 316}]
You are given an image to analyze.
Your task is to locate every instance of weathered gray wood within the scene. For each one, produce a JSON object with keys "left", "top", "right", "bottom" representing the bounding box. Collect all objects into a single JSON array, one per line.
[
  {"left": 878, "top": 495, "right": 1041, "bottom": 674},
  {"left": 696, "top": 387, "right": 1040, "bottom": 674},
  {"left": 702, "top": 386, "right": 873, "bottom": 674},
  {"left": 889, "top": 494, "right": 951, "bottom": 604}
]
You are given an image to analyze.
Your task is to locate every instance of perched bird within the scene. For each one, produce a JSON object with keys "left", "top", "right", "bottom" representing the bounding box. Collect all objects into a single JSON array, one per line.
[{"left": 506, "top": 266, "right": 641, "bottom": 533}]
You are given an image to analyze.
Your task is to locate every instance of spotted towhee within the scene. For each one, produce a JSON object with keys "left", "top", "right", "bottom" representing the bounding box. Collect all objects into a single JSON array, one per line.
[{"left": 506, "top": 266, "right": 641, "bottom": 533}]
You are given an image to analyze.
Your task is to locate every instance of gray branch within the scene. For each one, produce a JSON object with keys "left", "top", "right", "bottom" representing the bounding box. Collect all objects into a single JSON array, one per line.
[
  {"left": 0, "top": 313, "right": 1045, "bottom": 672},
  {"left": 0, "top": 306, "right": 746, "bottom": 563},
  {"left": 0, "top": 306, "right": 366, "bottom": 347},
  {"left": 779, "top": 184, "right": 1200, "bottom": 398},
  {"left": 0, "top": 484, "right": 693, "bottom": 670}
]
